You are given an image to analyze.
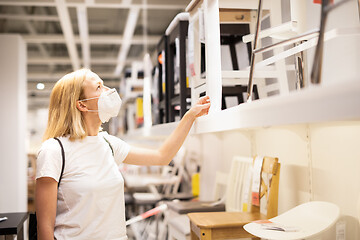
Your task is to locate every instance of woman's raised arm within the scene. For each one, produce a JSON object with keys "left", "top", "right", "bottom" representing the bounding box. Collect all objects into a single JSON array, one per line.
[{"left": 124, "top": 96, "right": 210, "bottom": 166}]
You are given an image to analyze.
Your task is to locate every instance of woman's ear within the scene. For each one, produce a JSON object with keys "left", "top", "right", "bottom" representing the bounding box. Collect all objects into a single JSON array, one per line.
[{"left": 76, "top": 100, "right": 87, "bottom": 112}]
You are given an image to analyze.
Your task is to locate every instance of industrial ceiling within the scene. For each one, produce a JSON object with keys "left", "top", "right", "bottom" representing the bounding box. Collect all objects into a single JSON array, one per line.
[{"left": 0, "top": 0, "right": 189, "bottom": 109}]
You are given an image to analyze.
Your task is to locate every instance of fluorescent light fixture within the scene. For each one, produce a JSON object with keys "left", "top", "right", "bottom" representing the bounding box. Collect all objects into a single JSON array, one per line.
[
  {"left": 77, "top": 6, "right": 90, "bottom": 68},
  {"left": 114, "top": 7, "right": 140, "bottom": 76},
  {"left": 55, "top": 0, "right": 80, "bottom": 70},
  {"left": 37, "top": 83, "right": 45, "bottom": 90}
]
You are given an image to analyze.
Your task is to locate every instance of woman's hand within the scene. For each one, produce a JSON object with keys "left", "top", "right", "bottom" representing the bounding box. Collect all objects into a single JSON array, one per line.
[{"left": 187, "top": 96, "right": 211, "bottom": 119}]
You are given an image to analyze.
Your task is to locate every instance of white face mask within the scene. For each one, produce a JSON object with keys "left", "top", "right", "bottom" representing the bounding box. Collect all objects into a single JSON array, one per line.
[{"left": 79, "top": 88, "right": 122, "bottom": 123}]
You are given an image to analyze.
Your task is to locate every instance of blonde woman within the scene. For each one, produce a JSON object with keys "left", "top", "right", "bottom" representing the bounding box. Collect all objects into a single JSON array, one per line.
[{"left": 35, "top": 69, "right": 210, "bottom": 240}]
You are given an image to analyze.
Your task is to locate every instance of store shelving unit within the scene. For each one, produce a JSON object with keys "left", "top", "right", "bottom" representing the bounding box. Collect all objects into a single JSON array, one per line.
[
  {"left": 165, "top": 13, "right": 191, "bottom": 122},
  {"left": 125, "top": 78, "right": 360, "bottom": 138},
  {"left": 193, "top": 78, "right": 360, "bottom": 134},
  {"left": 121, "top": 2, "right": 360, "bottom": 237},
  {"left": 155, "top": 35, "right": 169, "bottom": 124},
  {"left": 124, "top": 0, "right": 360, "bottom": 139},
  {"left": 186, "top": 0, "right": 287, "bottom": 113}
]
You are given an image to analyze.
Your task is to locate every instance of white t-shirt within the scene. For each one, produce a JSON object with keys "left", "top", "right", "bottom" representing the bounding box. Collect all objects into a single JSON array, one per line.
[{"left": 36, "top": 132, "right": 131, "bottom": 240}]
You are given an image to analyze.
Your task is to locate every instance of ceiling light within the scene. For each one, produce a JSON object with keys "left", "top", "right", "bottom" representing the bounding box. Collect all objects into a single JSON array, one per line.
[{"left": 37, "top": 83, "right": 45, "bottom": 90}]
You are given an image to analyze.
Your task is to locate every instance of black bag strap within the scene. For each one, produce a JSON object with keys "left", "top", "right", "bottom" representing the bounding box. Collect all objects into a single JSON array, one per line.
[
  {"left": 54, "top": 137, "right": 65, "bottom": 187},
  {"left": 103, "top": 136, "right": 114, "bottom": 157}
]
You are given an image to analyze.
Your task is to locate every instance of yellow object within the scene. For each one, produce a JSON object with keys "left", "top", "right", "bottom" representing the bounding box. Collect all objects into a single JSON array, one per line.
[
  {"left": 192, "top": 173, "right": 200, "bottom": 197},
  {"left": 242, "top": 203, "right": 248, "bottom": 212},
  {"left": 162, "top": 82, "right": 166, "bottom": 94},
  {"left": 136, "top": 98, "right": 143, "bottom": 118}
]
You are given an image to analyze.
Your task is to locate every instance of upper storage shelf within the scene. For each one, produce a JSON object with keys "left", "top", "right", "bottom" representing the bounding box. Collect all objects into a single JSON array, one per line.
[
  {"left": 193, "top": 78, "right": 360, "bottom": 134},
  {"left": 125, "top": 78, "right": 360, "bottom": 138},
  {"left": 123, "top": 0, "right": 360, "bottom": 140}
]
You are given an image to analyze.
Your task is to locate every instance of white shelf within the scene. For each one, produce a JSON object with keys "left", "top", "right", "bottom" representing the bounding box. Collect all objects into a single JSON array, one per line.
[
  {"left": 192, "top": 79, "right": 360, "bottom": 134},
  {"left": 124, "top": 79, "right": 360, "bottom": 139}
]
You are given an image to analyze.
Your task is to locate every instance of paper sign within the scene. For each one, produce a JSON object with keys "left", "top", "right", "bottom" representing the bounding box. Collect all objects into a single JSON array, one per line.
[
  {"left": 242, "top": 166, "right": 253, "bottom": 212},
  {"left": 253, "top": 220, "right": 300, "bottom": 232},
  {"left": 251, "top": 156, "right": 263, "bottom": 206}
]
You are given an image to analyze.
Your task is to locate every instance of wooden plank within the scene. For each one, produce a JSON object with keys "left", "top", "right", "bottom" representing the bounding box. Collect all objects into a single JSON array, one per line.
[
  {"left": 219, "top": 9, "right": 251, "bottom": 23},
  {"left": 212, "top": 227, "right": 255, "bottom": 239},
  {"left": 191, "top": 221, "right": 201, "bottom": 239},
  {"left": 188, "top": 212, "right": 266, "bottom": 228},
  {"left": 262, "top": 157, "right": 279, "bottom": 175}
]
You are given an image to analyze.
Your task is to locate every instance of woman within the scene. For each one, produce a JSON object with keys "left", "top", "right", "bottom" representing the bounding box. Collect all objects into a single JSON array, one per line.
[{"left": 35, "top": 68, "right": 210, "bottom": 240}]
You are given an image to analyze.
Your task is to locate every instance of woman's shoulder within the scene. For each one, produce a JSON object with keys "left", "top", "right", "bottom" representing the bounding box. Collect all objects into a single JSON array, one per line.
[
  {"left": 39, "top": 136, "right": 69, "bottom": 153},
  {"left": 99, "top": 131, "right": 127, "bottom": 146},
  {"left": 99, "top": 131, "right": 116, "bottom": 140},
  {"left": 41, "top": 138, "right": 59, "bottom": 150}
]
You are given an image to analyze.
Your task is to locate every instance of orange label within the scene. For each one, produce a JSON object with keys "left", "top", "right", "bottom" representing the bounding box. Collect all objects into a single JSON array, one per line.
[
  {"left": 252, "top": 192, "right": 260, "bottom": 206},
  {"left": 313, "top": 0, "right": 334, "bottom": 4}
]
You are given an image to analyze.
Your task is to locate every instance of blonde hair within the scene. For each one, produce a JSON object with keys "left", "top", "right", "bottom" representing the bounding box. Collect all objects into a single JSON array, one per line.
[{"left": 43, "top": 68, "right": 91, "bottom": 141}]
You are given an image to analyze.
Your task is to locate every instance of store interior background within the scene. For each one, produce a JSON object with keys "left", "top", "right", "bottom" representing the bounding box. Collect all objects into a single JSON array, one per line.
[{"left": 0, "top": 0, "right": 360, "bottom": 239}]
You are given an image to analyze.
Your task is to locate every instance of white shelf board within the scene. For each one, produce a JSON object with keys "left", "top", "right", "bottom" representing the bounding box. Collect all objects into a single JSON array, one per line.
[
  {"left": 243, "top": 21, "right": 297, "bottom": 43},
  {"left": 192, "top": 78, "right": 360, "bottom": 134},
  {"left": 124, "top": 79, "right": 359, "bottom": 139}
]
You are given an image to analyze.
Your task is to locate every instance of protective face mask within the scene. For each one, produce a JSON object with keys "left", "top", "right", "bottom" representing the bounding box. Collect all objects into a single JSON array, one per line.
[{"left": 79, "top": 88, "right": 122, "bottom": 123}]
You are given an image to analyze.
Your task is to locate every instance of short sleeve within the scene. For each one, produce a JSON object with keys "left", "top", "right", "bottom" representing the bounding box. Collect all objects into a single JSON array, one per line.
[
  {"left": 36, "top": 138, "right": 63, "bottom": 182},
  {"left": 101, "top": 132, "right": 131, "bottom": 165}
]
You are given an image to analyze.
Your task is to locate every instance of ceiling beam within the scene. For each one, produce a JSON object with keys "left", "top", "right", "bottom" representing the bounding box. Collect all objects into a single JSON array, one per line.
[
  {"left": 0, "top": 13, "right": 59, "bottom": 21},
  {"left": 122, "top": 0, "right": 132, "bottom": 5},
  {"left": 28, "top": 57, "right": 138, "bottom": 65},
  {"left": 114, "top": 7, "right": 140, "bottom": 76},
  {"left": 76, "top": 6, "right": 90, "bottom": 68},
  {"left": 28, "top": 57, "right": 73, "bottom": 65},
  {"left": 28, "top": 72, "right": 121, "bottom": 81},
  {"left": 28, "top": 80, "right": 120, "bottom": 89},
  {"left": 15, "top": 8, "right": 50, "bottom": 61},
  {"left": 23, "top": 34, "right": 161, "bottom": 45},
  {"left": 0, "top": 1, "right": 185, "bottom": 10},
  {"left": 55, "top": 0, "right": 80, "bottom": 70}
]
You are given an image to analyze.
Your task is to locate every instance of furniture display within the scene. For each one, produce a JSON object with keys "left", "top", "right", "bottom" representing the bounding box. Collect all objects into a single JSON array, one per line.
[
  {"left": 155, "top": 35, "right": 169, "bottom": 124},
  {"left": 131, "top": 147, "right": 190, "bottom": 205},
  {"left": 122, "top": 147, "right": 193, "bottom": 215},
  {"left": 166, "top": 170, "right": 228, "bottom": 240},
  {"left": 0, "top": 212, "right": 28, "bottom": 240},
  {"left": 243, "top": 201, "right": 340, "bottom": 240},
  {"left": 186, "top": 0, "right": 287, "bottom": 113},
  {"left": 122, "top": 1, "right": 360, "bottom": 239},
  {"left": 165, "top": 13, "right": 191, "bottom": 122},
  {"left": 187, "top": 156, "right": 280, "bottom": 239},
  {"left": 220, "top": 22, "right": 260, "bottom": 108}
]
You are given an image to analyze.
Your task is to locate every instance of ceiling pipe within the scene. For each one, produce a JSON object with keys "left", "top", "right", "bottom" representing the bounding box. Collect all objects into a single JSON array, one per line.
[
  {"left": 114, "top": 7, "right": 140, "bottom": 76},
  {"left": 77, "top": 6, "right": 91, "bottom": 68},
  {"left": 55, "top": 0, "right": 80, "bottom": 70},
  {"left": 24, "top": 34, "right": 161, "bottom": 45},
  {"left": 0, "top": 1, "right": 185, "bottom": 10}
]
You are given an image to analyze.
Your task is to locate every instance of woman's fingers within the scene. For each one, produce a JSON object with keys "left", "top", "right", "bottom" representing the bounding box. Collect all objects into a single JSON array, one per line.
[
  {"left": 198, "top": 96, "right": 210, "bottom": 104},
  {"left": 195, "top": 102, "right": 211, "bottom": 117}
]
